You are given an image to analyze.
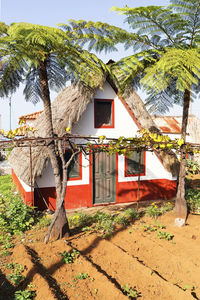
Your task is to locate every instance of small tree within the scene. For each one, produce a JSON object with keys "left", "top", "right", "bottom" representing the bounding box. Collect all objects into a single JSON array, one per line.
[
  {"left": 69, "top": 0, "right": 200, "bottom": 223},
  {"left": 0, "top": 22, "right": 108, "bottom": 242}
]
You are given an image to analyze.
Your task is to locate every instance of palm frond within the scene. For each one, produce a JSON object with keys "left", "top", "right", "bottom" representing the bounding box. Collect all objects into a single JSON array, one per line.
[
  {"left": 170, "top": 0, "right": 200, "bottom": 45},
  {"left": 112, "top": 6, "right": 186, "bottom": 47},
  {"left": 141, "top": 48, "right": 200, "bottom": 93},
  {"left": 65, "top": 20, "right": 139, "bottom": 53}
]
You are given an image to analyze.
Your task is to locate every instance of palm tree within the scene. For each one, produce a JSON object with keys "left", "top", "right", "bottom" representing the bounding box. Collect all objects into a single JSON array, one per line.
[
  {"left": 0, "top": 22, "right": 108, "bottom": 242},
  {"left": 68, "top": 0, "right": 200, "bottom": 223}
]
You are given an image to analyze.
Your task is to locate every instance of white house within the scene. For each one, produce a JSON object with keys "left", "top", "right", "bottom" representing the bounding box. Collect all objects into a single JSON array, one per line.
[{"left": 9, "top": 81, "right": 178, "bottom": 210}]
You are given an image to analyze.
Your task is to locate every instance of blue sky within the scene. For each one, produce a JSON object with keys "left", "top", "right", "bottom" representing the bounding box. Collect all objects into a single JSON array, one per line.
[{"left": 0, "top": 0, "right": 199, "bottom": 130}]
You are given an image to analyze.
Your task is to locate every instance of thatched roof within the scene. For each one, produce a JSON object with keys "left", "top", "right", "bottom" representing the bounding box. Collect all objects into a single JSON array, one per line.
[{"left": 9, "top": 82, "right": 179, "bottom": 186}]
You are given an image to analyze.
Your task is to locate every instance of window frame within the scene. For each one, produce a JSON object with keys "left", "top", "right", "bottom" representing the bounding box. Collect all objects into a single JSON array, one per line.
[
  {"left": 65, "top": 151, "right": 82, "bottom": 181},
  {"left": 124, "top": 151, "right": 146, "bottom": 177},
  {"left": 94, "top": 98, "right": 114, "bottom": 128}
]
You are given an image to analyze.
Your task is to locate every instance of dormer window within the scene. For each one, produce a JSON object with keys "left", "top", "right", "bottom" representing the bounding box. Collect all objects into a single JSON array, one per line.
[{"left": 94, "top": 99, "right": 114, "bottom": 128}]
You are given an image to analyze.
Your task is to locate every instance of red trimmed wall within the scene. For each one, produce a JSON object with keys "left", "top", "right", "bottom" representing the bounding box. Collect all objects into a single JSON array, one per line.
[
  {"left": 12, "top": 169, "right": 34, "bottom": 206},
  {"left": 34, "top": 184, "right": 91, "bottom": 211},
  {"left": 116, "top": 179, "right": 177, "bottom": 204},
  {"left": 33, "top": 178, "right": 176, "bottom": 211},
  {"left": 12, "top": 171, "right": 177, "bottom": 211}
]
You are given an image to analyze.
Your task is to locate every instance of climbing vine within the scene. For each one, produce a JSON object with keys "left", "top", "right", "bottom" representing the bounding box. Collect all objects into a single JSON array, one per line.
[{"left": 1, "top": 128, "right": 200, "bottom": 155}]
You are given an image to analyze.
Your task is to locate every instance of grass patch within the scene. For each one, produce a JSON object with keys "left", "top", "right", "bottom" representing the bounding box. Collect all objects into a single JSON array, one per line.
[
  {"left": 0, "top": 175, "right": 35, "bottom": 236},
  {"left": 69, "top": 203, "right": 174, "bottom": 238},
  {"left": 69, "top": 208, "right": 140, "bottom": 238},
  {"left": 0, "top": 175, "right": 39, "bottom": 251},
  {"left": 145, "top": 202, "right": 173, "bottom": 218}
]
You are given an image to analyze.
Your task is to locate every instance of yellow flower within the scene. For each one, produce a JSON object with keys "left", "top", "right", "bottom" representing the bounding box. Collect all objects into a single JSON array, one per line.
[
  {"left": 168, "top": 202, "right": 171, "bottom": 205},
  {"left": 116, "top": 211, "right": 120, "bottom": 214},
  {"left": 155, "top": 206, "right": 158, "bottom": 208},
  {"left": 152, "top": 203, "right": 155, "bottom": 206}
]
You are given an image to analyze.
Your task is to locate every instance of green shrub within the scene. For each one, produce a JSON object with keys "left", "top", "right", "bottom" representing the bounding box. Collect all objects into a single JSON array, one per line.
[
  {"left": 93, "top": 211, "right": 111, "bottom": 222},
  {"left": 123, "top": 208, "right": 139, "bottom": 221},
  {"left": 145, "top": 203, "right": 161, "bottom": 218},
  {"left": 160, "top": 202, "right": 174, "bottom": 214},
  {"left": 95, "top": 217, "right": 115, "bottom": 237},
  {"left": 185, "top": 189, "right": 200, "bottom": 212},
  {"left": 186, "top": 159, "right": 200, "bottom": 175},
  {"left": 0, "top": 194, "right": 35, "bottom": 235},
  {"left": 93, "top": 211, "right": 116, "bottom": 237},
  {"left": 114, "top": 215, "right": 129, "bottom": 226},
  {"left": 0, "top": 175, "right": 35, "bottom": 236},
  {"left": 36, "top": 214, "right": 52, "bottom": 228},
  {"left": 69, "top": 212, "right": 93, "bottom": 228}
]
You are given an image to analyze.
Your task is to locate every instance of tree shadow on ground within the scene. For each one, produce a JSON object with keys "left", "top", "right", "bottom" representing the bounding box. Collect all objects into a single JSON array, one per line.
[
  {"left": 0, "top": 269, "right": 16, "bottom": 300},
  {"left": 22, "top": 245, "right": 69, "bottom": 300}
]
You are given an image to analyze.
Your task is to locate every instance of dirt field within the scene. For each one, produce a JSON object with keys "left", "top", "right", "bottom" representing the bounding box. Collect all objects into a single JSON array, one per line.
[{"left": 0, "top": 208, "right": 200, "bottom": 300}]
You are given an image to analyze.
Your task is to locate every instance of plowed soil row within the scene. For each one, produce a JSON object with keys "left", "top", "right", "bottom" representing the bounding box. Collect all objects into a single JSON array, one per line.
[{"left": 0, "top": 211, "right": 200, "bottom": 300}]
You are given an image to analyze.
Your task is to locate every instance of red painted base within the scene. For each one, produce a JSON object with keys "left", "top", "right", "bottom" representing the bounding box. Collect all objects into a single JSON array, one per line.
[
  {"left": 12, "top": 170, "right": 34, "bottom": 206},
  {"left": 12, "top": 169, "right": 177, "bottom": 211},
  {"left": 116, "top": 179, "right": 177, "bottom": 203},
  {"left": 34, "top": 184, "right": 91, "bottom": 211}
]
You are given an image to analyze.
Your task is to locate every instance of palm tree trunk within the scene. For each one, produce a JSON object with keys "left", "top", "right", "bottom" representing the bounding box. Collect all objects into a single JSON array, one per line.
[
  {"left": 175, "top": 89, "right": 190, "bottom": 223},
  {"left": 38, "top": 60, "right": 70, "bottom": 241}
]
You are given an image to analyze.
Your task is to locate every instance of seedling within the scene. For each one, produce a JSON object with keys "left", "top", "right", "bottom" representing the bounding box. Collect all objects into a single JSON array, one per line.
[
  {"left": 6, "top": 262, "right": 18, "bottom": 269},
  {"left": 157, "top": 231, "right": 174, "bottom": 241},
  {"left": 59, "top": 249, "right": 80, "bottom": 264},
  {"left": 94, "top": 288, "right": 98, "bottom": 295},
  {"left": 150, "top": 270, "right": 154, "bottom": 276},
  {"left": 1, "top": 241, "right": 14, "bottom": 249},
  {"left": 141, "top": 223, "right": 165, "bottom": 233},
  {"left": 182, "top": 284, "right": 195, "bottom": 291},
  {"left": 14, "top": 289, "right": 36, "bottom": 300},
  {"left": 7, "top": 263, "right": 25, "bottom": 286},
  {"left": 0, "top": 249, "right": 12, "bottom": 257},
  {"left": 75, "top": 272, "right": 89, "bottom": 280},
  {"left": 121, "top": 284, "right": 140, "bottom": 298}
]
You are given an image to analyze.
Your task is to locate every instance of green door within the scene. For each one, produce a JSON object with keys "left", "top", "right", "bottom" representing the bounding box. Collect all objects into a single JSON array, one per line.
[{"left": 93, "top": 152, "right": 115, "bottom": 204}]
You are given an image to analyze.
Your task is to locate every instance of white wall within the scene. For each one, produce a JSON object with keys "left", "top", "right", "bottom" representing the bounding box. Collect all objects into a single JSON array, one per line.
[
  {"left": 72, "top": 82, "right": 138, "bottom": 138},
  {"left": 18, "top": 177, "right": 32, "bottom": 192},
  {"left": 118, "top": 151, "right": 175, "bottom": 182},
  {"left": 35, "top": 153, "right": 90, "bottom": 188}
]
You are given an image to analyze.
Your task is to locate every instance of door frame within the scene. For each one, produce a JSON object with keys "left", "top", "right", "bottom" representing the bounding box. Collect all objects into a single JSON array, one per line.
[{"left": 92, "top": 150, "right": 116, "bottom": 205}]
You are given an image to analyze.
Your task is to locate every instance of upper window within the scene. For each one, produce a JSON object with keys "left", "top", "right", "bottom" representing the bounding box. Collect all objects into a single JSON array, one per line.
[
  {"left": 64, "top": 151, "right": 82, "bottom": 180},
  {"left": 125, "top": 151, "right": 145, "bottom": 177},
  {"left": 94, "top": 99, "right": 114, "bottom": 128}
]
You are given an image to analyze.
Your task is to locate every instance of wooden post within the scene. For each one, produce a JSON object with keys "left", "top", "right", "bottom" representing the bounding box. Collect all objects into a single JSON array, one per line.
[
  {"left": 137, "top": 151, "right": 142, "bottom": 210},
  {"left": 29, "top": 145, "right": 34, "bottom": 207}
]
